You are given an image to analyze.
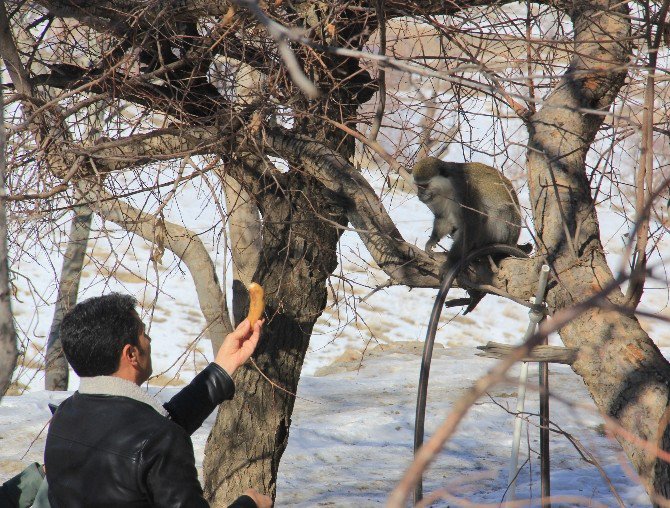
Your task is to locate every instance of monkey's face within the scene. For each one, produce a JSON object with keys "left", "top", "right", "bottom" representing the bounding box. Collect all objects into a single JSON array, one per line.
[{"left": 414, "top": 177, "right": 433, "bottom": 203}]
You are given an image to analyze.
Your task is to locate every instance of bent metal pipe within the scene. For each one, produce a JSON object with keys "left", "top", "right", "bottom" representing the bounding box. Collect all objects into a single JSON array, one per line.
[{"left": 413, "top": 244, "right": 531, "bottom": 505}]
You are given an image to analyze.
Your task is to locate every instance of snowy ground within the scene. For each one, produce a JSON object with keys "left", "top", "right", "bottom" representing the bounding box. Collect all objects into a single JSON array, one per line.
[
  {"left": 2, "top": 148, "right": 669, "bottom": 506},
  {"left": 0, "top": 343, "right": 656, "bottom": 506}
]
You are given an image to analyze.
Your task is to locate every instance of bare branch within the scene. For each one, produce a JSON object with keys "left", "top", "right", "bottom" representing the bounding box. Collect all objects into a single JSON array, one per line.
[
  {"left": 626, "top": 0, "right": 670, "bottom": 306},
  {"left": 231, "top": 0, "right": 319, "bottom": 99},
  {"left": 222, "top": 171, "right": 261, "bottom": 326},
  {"left": 45, "top": 209, "right": 91, "bottom": 390},
  {"left": 263, "top": 127, "right": 441, "bottom": 287},
  {"left": 80, "top": 185, "right": 233, "bottom": 352}
]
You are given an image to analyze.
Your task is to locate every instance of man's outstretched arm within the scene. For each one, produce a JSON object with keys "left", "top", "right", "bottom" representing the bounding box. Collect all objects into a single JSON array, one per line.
[{"left": 164, "top": 319, "right": 263, "bottom": 434}]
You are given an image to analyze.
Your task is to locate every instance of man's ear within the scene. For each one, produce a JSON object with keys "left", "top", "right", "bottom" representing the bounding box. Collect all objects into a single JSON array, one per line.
[{"left": 121, "top": 343, "right": 138, "bottom": 366}]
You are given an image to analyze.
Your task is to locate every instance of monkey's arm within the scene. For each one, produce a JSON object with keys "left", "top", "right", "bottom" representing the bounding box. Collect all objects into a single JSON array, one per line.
[
  {"left": 425, "top": 230, "right": 439, "bottom": 253},
  {"left": 425, "top": 216, "right": 457, "bottom": 253}
]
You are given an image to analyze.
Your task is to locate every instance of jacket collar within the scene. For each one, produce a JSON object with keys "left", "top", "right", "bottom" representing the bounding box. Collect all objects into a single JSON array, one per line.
[{"left": 78, "top": 376, "right": 168, "bottom": 416}]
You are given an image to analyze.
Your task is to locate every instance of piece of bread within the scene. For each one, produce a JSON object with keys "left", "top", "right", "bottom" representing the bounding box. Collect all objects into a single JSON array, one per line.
[{"left": 247, "top": 283, "right": 265, "bottom": 326}]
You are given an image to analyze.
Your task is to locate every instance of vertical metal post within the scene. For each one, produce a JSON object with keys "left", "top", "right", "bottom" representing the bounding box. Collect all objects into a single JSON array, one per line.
[
  {"left": 507, "top": 361, "right": 529, "bottom": 501},
  {"left": 507, "top": 264, "right": 549, "bottom": 502},
  {"left": 539, "top": 340, "right": 551, "bottom": 506},
  {"left": 414, "top": 263, "right": 462, "bottom": 505}
]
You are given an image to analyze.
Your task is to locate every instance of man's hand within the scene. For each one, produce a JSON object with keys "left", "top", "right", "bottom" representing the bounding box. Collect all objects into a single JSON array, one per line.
[
  {"left": 215, "top": 319, "right": 263, "bottom": 376},
  {"left": 243, "top": 488, "right": 272, "bottom": 508}
]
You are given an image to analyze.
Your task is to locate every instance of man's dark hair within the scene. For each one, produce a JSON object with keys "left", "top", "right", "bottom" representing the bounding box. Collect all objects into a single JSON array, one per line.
[{"left": 60, "top": 293, "right": 142, "bottom": 377}]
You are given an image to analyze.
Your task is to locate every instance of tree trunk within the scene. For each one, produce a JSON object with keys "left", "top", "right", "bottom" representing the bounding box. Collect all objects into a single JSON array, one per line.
[
  {"left": 203, "top": 6, "right": 374, "bottom": 502},
  {"left": 525, "top": 1, "right": 670, "bottom": 502},
  {"left": 203, "top": 174, "right": 346, "bottom": 503},
  {"left": 45, "top": 210, "right": 91, "bottom": 390},
  {"left": 0, "top": 72, "right": 17, "bottom": 398}
]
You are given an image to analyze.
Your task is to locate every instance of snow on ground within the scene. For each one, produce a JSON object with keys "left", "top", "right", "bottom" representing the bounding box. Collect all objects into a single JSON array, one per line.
[
  {"left": 278, "top": 345, "right": 652, "bottom": 507},
  {"left": 2, "top": 167, "right": 669, "bottom": 505},
  {"left": 0, "top": 343, "right": 655, "bottom": 506}
]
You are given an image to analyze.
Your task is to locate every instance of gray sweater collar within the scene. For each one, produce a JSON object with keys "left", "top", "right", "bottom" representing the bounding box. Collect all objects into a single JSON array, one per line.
[{"left": 78, "top": 376, "right": 168, "bottom": 416}]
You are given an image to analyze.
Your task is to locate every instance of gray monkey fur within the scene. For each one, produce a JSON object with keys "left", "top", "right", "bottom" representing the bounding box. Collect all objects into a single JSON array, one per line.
[{"left": 412, "top": 157, "right": 522, "bottom": 268}]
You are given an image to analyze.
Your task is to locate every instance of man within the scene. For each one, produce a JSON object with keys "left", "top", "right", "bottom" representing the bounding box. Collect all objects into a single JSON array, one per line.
[{"left": 44, "top": 293, "right": 272, "bottom": 508}]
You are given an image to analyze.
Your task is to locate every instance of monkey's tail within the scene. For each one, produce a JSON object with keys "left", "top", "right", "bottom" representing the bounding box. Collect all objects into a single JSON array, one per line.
[
  {"left": 459, "top": 243, "right": 534, "bottom": 314},
  {"left": 413, "top": 243, "right": 531, "bottom": 504}
]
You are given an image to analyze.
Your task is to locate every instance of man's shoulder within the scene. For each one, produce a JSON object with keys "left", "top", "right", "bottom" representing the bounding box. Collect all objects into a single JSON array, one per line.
[
  {"left": 58, "top": 391, "right": 161, "bottom": 412},
  {"left": 52, "top": 392, "right": 181, "bottom": 434}
]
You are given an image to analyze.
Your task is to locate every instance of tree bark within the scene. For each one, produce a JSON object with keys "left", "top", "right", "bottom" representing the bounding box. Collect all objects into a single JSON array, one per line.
[
  {"left": 6, "top": 0, "right": 670, "bottom": 502},
  {"left": 263, "top": 128, "right": 441, "bottom": 287},
  {"left": 203, "top": 172, "right": 346, "bottom": 504},
  {"left": 203, "top": 5, "right": 372, "bottom": 503},
  {"left": 45, "top": 209, "right": 91, "bottom": 391}
]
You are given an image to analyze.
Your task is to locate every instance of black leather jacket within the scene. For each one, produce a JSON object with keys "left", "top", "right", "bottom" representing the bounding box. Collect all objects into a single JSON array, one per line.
[{"left": 44, "top": 364, "right": 256, "bottom": 508}]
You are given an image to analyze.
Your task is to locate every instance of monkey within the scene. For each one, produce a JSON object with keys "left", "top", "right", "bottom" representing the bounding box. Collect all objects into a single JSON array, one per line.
[{"left": 412, "top": 156, "right": 524, "bottom": 270}]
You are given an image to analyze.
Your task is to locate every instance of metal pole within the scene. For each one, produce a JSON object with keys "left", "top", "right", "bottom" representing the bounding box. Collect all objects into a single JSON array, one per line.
[
  {"left": 507, "top": 361, "right": 529, "bottom": 500},
  {"left": 540, "top": 333, "right": 551, "bottom": 507},
  {"left": 507, "top": 264, "right": 549, "bottom": 502},
  {"left": 414, "top": 262, "right": 462, "bottom": 504}
]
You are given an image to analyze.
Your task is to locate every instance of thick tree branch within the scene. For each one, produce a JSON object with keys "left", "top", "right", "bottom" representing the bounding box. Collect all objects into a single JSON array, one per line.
[
  {"left": 83, "top": 127, "right": 222, "bottom": 172},
  {"left": 262, "top": 127, "right": 443, "bottom": 287},
  {"left": 222, "top": 171, "right": 262, "bottom": 327},
  {"left": 31, "top": 63, "right": 231, "bottom": 123},
  {"left": 45, "top": 209, "right": 91, "bottom": 391}
]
